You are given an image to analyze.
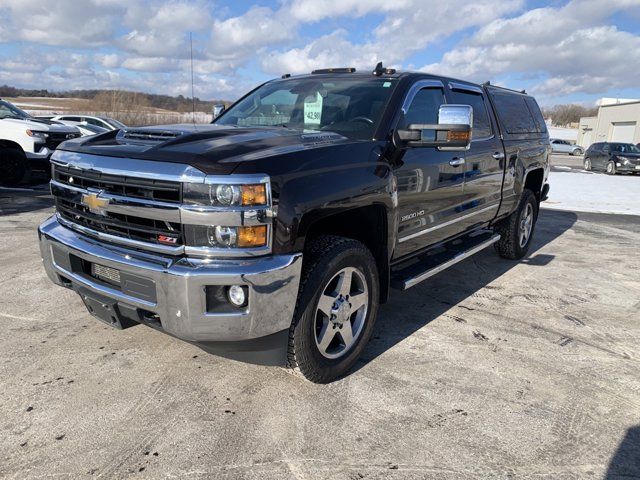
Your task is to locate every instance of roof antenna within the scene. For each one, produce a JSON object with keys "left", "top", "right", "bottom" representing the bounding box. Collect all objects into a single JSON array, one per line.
[{"left": 190, "top": 32, "right": 196, "bottom": 125}]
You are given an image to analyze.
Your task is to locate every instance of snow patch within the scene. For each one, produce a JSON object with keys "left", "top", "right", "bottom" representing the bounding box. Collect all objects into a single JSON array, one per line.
[{"left": 543, "top": 171, "right": 640, "bottom": 216}]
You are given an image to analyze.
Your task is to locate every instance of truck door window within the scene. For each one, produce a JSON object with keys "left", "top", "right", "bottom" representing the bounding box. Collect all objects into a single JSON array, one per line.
[
  {"left": 491, "top": 92, "right": 538, "bottom": 134},
  {"left": 449, "top": 90, "right": 492, "bottom": 139},
  {"left": 524, "top": 97, "right": 547, "bottom": 133},
  {"left": 402, "top": 88, "right": 444, "bottom": 128}
]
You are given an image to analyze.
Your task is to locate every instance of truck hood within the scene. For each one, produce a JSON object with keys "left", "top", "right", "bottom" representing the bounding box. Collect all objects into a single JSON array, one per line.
[
  {"left": 57, "top": 124, "right": 356, "bottom": 175},
  {"left": 2, "top": 117, "right": 80, "bottom": 133}
]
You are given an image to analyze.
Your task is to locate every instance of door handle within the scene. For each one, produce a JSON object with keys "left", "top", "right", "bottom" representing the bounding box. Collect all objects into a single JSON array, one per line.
[
  {"left": 449, "top": 157, "right": 465, "bottom": 167},
  {"left": 492, "top": 152, "right": 505, "bottom": 160}
]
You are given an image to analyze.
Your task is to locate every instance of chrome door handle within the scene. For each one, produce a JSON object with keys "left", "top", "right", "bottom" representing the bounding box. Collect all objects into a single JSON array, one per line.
[
  {"left": 449, "top": 157, "right": 465, "bottom": 167},
  {"left": 492, "top": 152, "right": 505, "bottom": 160}
]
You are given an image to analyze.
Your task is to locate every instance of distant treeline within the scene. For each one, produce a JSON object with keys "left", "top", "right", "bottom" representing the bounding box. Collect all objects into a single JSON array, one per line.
[{"left": 0, "top": 85, "right": 231, "bottom": 113}]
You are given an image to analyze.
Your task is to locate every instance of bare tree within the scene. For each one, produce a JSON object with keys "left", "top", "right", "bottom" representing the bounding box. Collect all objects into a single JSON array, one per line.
[
  {"left": 93, "top": 90, "right": 152, "bottom": 126},
  {"left": 542, "top": 104, "right": 598, "bottom": 127}
]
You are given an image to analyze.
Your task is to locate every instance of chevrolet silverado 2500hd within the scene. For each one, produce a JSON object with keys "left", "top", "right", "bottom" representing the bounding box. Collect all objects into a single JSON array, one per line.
[{"left": 38, "top": 64, "right": 550, "bottom": 383}]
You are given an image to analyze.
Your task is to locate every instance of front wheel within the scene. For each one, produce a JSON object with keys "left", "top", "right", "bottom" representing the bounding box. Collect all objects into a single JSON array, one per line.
[
  {"left": 606, "top": 161, "right": 616, "bottom": 175},
  {"left": 493, "top": 189, "right": 538, "bottom": 260},
  {"left": 287, "top": 235, "right": 379, "bottom": 383},
  {"left": 572, "top": 148, "right": 583, "bottom": 156},
  {"left": 0, "top": 148, "right": 27, "bottom": 186}
]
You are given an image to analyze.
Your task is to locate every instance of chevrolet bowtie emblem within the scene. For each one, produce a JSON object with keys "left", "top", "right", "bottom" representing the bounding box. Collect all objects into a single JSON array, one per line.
[{"left": 81, "top": 191, "right": 109, "bottom": 216}]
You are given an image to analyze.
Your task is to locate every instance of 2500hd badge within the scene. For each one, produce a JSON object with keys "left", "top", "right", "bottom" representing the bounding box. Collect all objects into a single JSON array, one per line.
[
  {"left": 401, "top": 210, "right": 425, "bottom": 222},
  {"left": 38, "top": 63, "right": 550, "bottom": 383}
]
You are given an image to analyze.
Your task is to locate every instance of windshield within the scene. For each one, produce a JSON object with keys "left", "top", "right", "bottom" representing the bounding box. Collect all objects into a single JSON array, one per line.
[
  {"left": 215, "top": 77, "right": 397, "bottom": 140},
  {"left": 0, "top": 100, "right": 31, "bottom": 120},
  {"left": 611, "top": 143, "right": 640, "bottom": 154},
  {"left": 106, "top": 118, "right": 126, "bottom": 129}
]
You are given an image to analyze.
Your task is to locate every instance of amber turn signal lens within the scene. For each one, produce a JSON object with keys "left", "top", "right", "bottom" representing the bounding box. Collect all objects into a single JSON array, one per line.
[
  {"left": 237, "top": 225, "right": 267, "bottom": 247},
  {"left": 447, "top": 131, "right": 470, "bottom": 142},
  {"left": 240, "top": 184, "right": 267, "bottom": 206}
]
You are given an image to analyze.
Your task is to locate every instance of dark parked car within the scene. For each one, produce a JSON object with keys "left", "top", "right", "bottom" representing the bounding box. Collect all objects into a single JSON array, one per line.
[
  {"left": 584, "top": 142, "right": 640, "bottom": 174},
  {"left": 38, "top": 64, "right": 550, "bottom": 383}
]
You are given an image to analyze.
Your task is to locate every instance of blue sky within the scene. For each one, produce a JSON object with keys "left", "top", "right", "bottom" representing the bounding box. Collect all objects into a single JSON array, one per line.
[{"left": 0, "top": 0, "right": 639, "bottom": 106}]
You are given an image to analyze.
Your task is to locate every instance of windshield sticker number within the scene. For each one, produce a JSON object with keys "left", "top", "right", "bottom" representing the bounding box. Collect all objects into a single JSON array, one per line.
[{"left": 304, "top": 92, "right": 323, "bottom": 125}]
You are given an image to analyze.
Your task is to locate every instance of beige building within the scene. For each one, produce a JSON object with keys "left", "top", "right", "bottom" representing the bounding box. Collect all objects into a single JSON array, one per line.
[{"left": 577, "top": 100, "right": 640, "bottom": 148}]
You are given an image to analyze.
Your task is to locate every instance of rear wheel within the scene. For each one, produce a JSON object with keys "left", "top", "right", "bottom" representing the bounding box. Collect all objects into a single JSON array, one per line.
[
  {"left": 0, "top": 148, "right": 27, "bottom": 186},
  {"left": 584, "top": 158, "right": 592, "bottom": 171},
  {"left": 493, "top": 189, "right": 538, "bottom": 260},
  {"left": 606, "top": 161, "right": 616, "bottom": 175},
  {"left": 572, "top": 148, "right": 583, "bottom": 156},
  {"left": 287, "top": 235, "right": 379, "bottom": 383}
]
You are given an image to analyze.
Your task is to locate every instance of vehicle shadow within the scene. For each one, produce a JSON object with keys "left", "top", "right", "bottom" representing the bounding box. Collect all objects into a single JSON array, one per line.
[
  {"left": 353, "top": 209, "right": 578, "bottom": 372},
  {"left": 0, "top": 183, "right": 53, "bottom": 216},
  {"left": 606, "top": 425, "right": 640, "bottom": 478}
]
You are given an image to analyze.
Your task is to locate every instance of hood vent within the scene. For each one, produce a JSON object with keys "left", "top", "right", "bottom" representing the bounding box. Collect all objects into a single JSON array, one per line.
[{"left": 118, "top": 129, "right": 184, "bottom": 143}]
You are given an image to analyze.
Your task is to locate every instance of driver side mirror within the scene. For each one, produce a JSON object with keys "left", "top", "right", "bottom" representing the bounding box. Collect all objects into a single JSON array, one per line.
[
  {"left": 396, "top": 104, "right": 473, "bottom": 150},
  {"left": 212, "top": 104, "right": 226, "bottom": 118}
]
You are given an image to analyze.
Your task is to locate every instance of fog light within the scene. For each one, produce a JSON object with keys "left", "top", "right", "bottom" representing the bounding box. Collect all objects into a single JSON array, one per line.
[
  {"left": 227, "top": 285, "right": 247, "bottom": 307},
  {"left": 210, "top": 226, "right": 237, "bottom": 247}
]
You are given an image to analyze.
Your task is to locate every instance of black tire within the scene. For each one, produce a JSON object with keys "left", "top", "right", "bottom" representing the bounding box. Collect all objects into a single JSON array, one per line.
[
  {"left": 606, "top": 161, "right": 616, "bottom": 175},
  {"left": 584, "top": 158, "right": 592, "bottom": 171},
  {"left": 287, "top": 235, "right": 379, "bottom": 383},
  {"left": 572, "top": 148, "right": 583, "bottom": 156},
  {"left": 493, "top": 189, "right": 538, "bottom": 260},
  {"left": 0, "top": 148, "right": 27, "bottom": 186}
]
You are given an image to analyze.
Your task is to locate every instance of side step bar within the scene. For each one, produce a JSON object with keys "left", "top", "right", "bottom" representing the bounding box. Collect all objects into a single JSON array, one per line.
[{"left": 392, "top": 233, "right": 501, "bottom": 290}]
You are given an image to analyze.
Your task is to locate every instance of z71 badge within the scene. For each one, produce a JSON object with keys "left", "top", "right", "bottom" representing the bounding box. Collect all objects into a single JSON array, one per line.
[{"left": 401, "top": 210, "right": 425, "bottom": 222}]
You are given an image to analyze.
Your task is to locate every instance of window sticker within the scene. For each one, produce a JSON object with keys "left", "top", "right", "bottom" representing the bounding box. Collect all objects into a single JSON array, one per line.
[
  {"left": 304, "top": 92, "right": 323, "bottom": 125},
  {"left": 383, "top": 81, "right": 391, "bottom": 87}
]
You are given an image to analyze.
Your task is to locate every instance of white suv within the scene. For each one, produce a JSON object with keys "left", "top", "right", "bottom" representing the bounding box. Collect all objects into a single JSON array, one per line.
[{"left": 0, "top": 99, "right": 81, "bottom": 185}]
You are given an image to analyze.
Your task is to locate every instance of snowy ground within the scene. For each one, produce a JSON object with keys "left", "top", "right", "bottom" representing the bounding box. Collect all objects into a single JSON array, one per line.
[{"left": 543, "top": 168, "right": 640, "bottom": 216}]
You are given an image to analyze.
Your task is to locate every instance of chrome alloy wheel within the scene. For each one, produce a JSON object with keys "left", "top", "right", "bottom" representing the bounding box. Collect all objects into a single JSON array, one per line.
[
  {"left": 314, "top": 267, "right": 368, "bottom": 359},
  {"left": 519, "top": 202, "right": 534, "bottom": 248}
]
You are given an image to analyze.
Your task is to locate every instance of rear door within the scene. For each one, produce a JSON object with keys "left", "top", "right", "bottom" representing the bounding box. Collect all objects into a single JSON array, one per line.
[
  {"left": 599, "top": 143, "right": 611, "bottom": 168},
  {"left": 446, "top": 83, "right": 504, "bottom": 230},
  {"left": 393, "top": 80, "right": 466, "bottom": 258}
]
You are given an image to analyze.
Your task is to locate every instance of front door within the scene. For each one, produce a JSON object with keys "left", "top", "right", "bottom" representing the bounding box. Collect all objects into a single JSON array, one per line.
[{"left": 393, "top": 81, "right": 466, "bottom": 259}]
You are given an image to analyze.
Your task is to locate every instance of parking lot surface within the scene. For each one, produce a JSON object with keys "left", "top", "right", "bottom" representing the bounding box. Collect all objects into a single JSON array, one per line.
[{"left": 1, "top": 172, "right": 639, "bottom": 479}]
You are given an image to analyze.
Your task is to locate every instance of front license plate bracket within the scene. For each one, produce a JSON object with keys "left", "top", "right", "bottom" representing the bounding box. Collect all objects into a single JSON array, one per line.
[{"left": 77, "top": 288, "right": 139, "bottom": 329}]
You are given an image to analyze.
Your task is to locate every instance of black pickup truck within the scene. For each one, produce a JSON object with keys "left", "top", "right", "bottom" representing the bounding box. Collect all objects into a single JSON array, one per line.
[{"left": 38, "top": 64, "right": 550, "bottom": 383}]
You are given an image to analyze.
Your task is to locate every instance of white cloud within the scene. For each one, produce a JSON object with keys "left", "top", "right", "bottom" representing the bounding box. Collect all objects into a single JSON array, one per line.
[
  {"left": 421, "top": 0, "right": 640, "bottom": 101},
  {"left": 0, "top": 0, "right": 638, "bottom": 103},
  {"left": 97, "top": 53, "right": 121, "bottom": 69},
  {"left": 209, "top": 6, "right": 293, "bottom": 58},
  {"left": 286, "top": 0, "right": 410, "bottom": 22},
  {"left": 0, "top": 0, "right": 124, "bottom": 46},
  {"left": 261, "top": 0, "right": 524, "bottom": 75}
]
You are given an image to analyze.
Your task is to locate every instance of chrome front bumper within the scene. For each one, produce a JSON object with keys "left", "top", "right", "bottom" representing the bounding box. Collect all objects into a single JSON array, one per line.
[{"left": 38, "top": 216, "right": 302, "bottom": 345}]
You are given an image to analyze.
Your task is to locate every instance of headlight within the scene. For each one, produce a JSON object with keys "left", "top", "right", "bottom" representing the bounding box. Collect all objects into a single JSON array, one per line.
[
  {"left": 184, "top": 225, "right": 267, "bottom": 248},
  {"left": 618, "top": 156, "right": 632, "bottom": 164},
  {"left": 26, "top": 129, "right": 49, "bottom": 139},
  {"left": 184, "top": 183, "right": 267, "bottom": 207}
]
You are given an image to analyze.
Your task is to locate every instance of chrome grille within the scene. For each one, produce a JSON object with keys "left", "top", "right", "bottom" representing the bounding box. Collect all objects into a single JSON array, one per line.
[
  {"left": 46, "top": 132, "right": 81, "bottom": 150},
  {"left": 53, "top": 164, "right": 181, "bottom": 203},
  {"left": 55, "top": 197, "right": 181, "bottom": 246}
]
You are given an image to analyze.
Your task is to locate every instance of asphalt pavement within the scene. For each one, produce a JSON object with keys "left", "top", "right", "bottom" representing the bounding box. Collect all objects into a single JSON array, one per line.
[{"left": 1, "top": 164, "right": 639, "bottom": 479}]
